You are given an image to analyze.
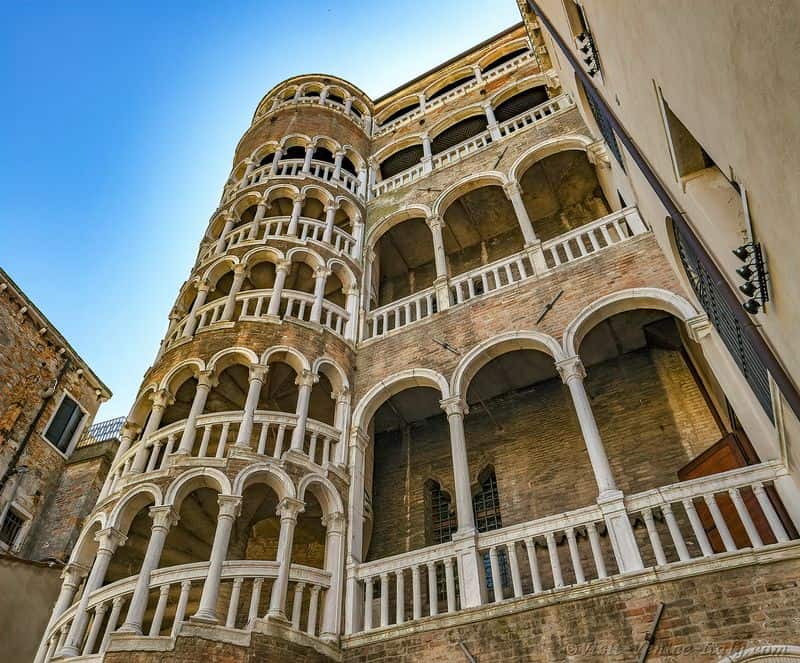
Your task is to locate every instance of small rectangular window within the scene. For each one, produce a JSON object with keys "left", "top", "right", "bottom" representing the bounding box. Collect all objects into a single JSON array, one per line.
[
  {"left": 660, "top": 96, "right": 716, "bottom": 180},
  {"left": 44, "top": 394, "right": 84, "bottom": 453},
  {"left": 0, "top": 508, "right": 25, "bottom": 547}
]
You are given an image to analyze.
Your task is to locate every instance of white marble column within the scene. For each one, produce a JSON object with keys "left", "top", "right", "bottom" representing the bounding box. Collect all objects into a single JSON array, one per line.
[
  {"left": 215, "top": 213, "right": 236, "bottom": 255},
  {"left": 322, "top": 204, "right": 338, "bottom": 244},
  {"left": 220, "top": 265, "right": 247, "bottom": 322},
  {"left": 351, "top": 216, "right": 365, "bottom": 261},
  {"left": 556, "top": 355, "right": 644, "bottom": 573},
  {"left": 287, "top": 195, "right": 305, "bottom": 237},
  {"left": 234, "top": 365, "right": 268, "bottom": 447},
  {"left": 249, "top": 199, "right": 269, "bottom": 239},
  {"left": 320, "top": 512, "right": 345, "bottom": 641},
  {"left": 266, "top": 260, "right": 291, "bottom": 317},
  {"left": 59, "top": 529, "right": 126, "bottom": 657},
  {"left": 310, "top": 268, "right": 331, "bottom": 324},
  {"left": 289, "top": 370, "right": 319, "bottom": 451},
  {"left": 182, "top": 283, "right": 210, "bottom": 337},
  {"left": 357, "top": 166, "right": 368, "bottom": 199},
  {"left": 555, "top": 356, "right": 617, "bottom": 497},
  {"left": 269, "top": 148, "right": 283, "bottom": 176},
  {"left": 344, "top": 427, "right": 369, "bottom": 634},
  {"left": 113, "top": 421, "right": 139, "bottom": 461},
  {"left": 421, "top": 133, "right": 433, "bottom": 173},
  {"left": 472, "top": 64, "right": 484, "bottom": 84},
  {"left": 241, "top": 158, "right": 255, "bottom": 188},
  {"left": 343, "top": 287, "right": 359, "bottom": 341},
  {"left": 502, "top": 181, "right": 539, "bottom": 249},
  {"left": 34, "top": 563, "right": 86, "bottom": 663},
  {"left": 118, "top": 507, "right": 178, "bottom": 633},
  {"left": 192, "top": 496, "right": 242, "bottom": 622},
  {"left": 302, "top": 144, "right": 315, "bottom": 173},
  {"left": 131, "top": 390, "right": 172, "bottom": 473},
  {"left": 268, "top": 497, "right": 305, "bottom": 620},
  {"left": 332, "top": 390, "right": 351, "bottom": 465},
  {"left": 176, "top": 371, "right": 216, "bottom": 455},
  {"left": 439, "top": 397, "right": 476, "bottom": 534},
  {"left": 331, "top": 151, "right": 345, "bottom": 181},
  {"left": 483, "top": 102, "right": 502, "bottom": 140},
  {"left": 426, "top": 215, "right": 451, "bottom": 310}
]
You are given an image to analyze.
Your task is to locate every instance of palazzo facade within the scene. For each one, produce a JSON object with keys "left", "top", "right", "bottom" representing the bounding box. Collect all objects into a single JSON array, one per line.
[{"left": 35, "top": 16, "right": 800, "bottom": 663}]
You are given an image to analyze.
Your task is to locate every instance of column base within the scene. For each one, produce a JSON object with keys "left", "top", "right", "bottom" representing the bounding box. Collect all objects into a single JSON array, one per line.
[
  {"left": 190, "top": 610, "right": 219, "bottom": 625},
  {"left": 524, "top": 240, "right": 548, "bottom": 274},
  {"left": 265, "top": 610, "right": 289, "bottom": 624},
  {"left": 451, "top": 529, "right": 484, "bottom": 608},
  {"left": 57, "top": 645, "right": 81, "bottom": 658},
  {"left": 597, "top": 491, "right": 644, "bottom": 573}
]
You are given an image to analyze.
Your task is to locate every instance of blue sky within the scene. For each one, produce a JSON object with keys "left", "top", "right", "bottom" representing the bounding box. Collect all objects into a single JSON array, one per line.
[{"left": 0, "top": 1, "right": 521, "bottom": 419}]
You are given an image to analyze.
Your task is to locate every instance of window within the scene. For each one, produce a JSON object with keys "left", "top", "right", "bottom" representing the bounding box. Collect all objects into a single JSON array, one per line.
[
  {"left": 380, "top": 145, "right": 424, "bottom": 180},
  {"left": 427, "top": 480, "right": 457, "bottom": 545},
  {"left": 44, "top": 393, "right": 85, "bottom": 453},
  {"left": 430, "top": 115, "right": 489, "bottom": 155},
  {"left": 0, "top": 508, "right": 25, "bottom": 548},
  {"left": 473, "top": 469, "right": 510, "bottom": 593},
  {"left": 660, "top": 96, "right": 716, "bottom": 180}
]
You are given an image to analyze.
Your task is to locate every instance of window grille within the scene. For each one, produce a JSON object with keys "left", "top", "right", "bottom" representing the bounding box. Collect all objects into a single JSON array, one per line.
[
  {"left": 493, "top": 87, "right": 549, "bottom": 123},
  {"left": 582, "top": 81, "right": 624, "bottom": 170},
  {"left": 430, "top": 483, "right": 458, "bottom": 544},
  {"left": 473, "top": 471, "right": 510, "bottom": 592},
  {"left": 44, "top": 395, "right": 84, "bottom": 452},
  {"left": 673, "top": 222, "right": 773, "bottom": 421},
  {"left": 380, "top": 145, "right": 424, "bottom": 179},
  {"left": 431, "top": 116, "right": 489, "bottom": 155},
  {"left": 0, "top": 509, "right": 24, "bottom": 547}
]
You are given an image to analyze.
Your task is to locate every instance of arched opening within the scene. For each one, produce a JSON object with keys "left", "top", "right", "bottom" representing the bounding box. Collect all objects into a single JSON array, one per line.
[
  {"left": 380, "top": 101, "right": 419, "bottom": 126},
  {"left": 302, "top": 196, "right": 326, "bottom": 222},
  {"left": 265, "top": 195, "right": 294, "bottom": 219},
  {"left": 313, "top": 146, "right": 335, "bottom": 165},
  {"left": 323, "top": 269, "right": 345, "bottom": 308},
  {"left": 283, "top": 145, "right": 306, "bottom": 161},
  {"left": 308, "top": 372, "right": 336, "bottom": 426},
  {"left": 576, "top": 308, "right": 796, "bottom": 562},
  {"left": 442, "top": 185, "right": 524, "bottom": 277},
  {"left": 258, "top": 361, "right": 299, "bottom": 414},
  {"left": 366, "top": 386, "right": 452, "bottom": 561},
  {"left": 493, "top": 86, "right": 549, "bottom": 123},
  {"left": 380, "top": 144, "right": 424, "bottom": 180},
  {"left": 207, "top": 269, "right": 235, "bottom": 304},
  {"left": 519, "top": 149, "right": 610, "bottom": 241},
  {"left": 243, "top": 259, "right": 277, "bottom": 292},
  {"left": 161, "top": 376, "right": 198, "bottom": 427},
  {"left": 258, "top": 152, "right": 275, "bottom": 168},
  {"left": 431, "top": 115, "right": 489, "bottom": 154},
  {"left": 372, "top": 217, "right": 436, "bottom": 307}
]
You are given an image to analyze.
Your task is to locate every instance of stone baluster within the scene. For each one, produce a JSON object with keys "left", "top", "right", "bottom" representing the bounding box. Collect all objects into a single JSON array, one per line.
[
  {"left": 306, "top": 585, "right": 321, "bottom": 636},
  {"left": 100, "top": 596, "right": 124, "bottom": 652},
  {"left": 411, "top": 565, "right": 421, "bottom": 620},
  {"left": 226, "top": 577, "right": 244, "bottom": 628},
  {"left": 363, "top": 576, "right": 373, "bottom": 630},
  {"left": 380, "top": 573, "right": 390, "bottom": 627},
  {"left": 395, "top": 570, "right": 405, "bottom": 625},
  {"left": 192, "top": 496, "right": 242, "bottom": 622},
  {"left": 81, "top": 602, "right": 108, "bottom": 655},
  {"left": 291, "top": 582, "right": 306, "bottom": 629},
  {"left": 148, "top": 584, "right": 171, "bottom": 636},
  {"left": 506, "top": 542, "right": 524, "bottom": 597},
  {"left": 426, "top": 562, "right": 439, "bottom": 616}
]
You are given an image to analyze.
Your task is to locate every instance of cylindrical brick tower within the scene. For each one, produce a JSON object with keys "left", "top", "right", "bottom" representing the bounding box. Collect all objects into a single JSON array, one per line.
[{"left": 38, "top": 73, "right": 373, "bottom": 662}]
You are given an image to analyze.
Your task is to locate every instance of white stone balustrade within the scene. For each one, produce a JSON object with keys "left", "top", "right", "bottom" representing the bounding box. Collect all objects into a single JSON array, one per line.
[
  {"left": 371, "top": 93, "right": 574, "bottom": 197},
  {"left": 165, "top": 287, "right": 352, "bottom": 350},
  {"left": 230, "top": 159, "right": 362, "bottom": 202},
  {"left": 373, "top": 50, "right": 535, "bottom": 137},
  {"left": 449, "top": 252, "right": 535, "bottom": 306},
  {"left": 348, "top": 462, "right": 796, "bottom": 635},
  {"left": 541, "top": 206, "right": 647, "bottom": 268},
  {"left": 258, "top": 93, "right": 369, "bottom": 132},
  {"left": 102, "top": 410, "right": 342, "bottom": 498},
  {"left": 42, "top": 561, "right": 331, "bottom": 661},
  {"left": 363, "top": 288, "right": 438, "bottom": 340}
]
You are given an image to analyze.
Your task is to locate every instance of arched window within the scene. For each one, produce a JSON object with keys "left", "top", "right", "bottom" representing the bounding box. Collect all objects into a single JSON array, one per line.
[
  {"left": 425, "top": 480, "right": 457, "bottom": 545},
  {"left": 473, "top": 467, "right": 509, "bottom": 596}
]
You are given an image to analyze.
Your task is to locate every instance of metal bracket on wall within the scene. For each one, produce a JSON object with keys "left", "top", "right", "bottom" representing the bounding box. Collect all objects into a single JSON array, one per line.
[{"left": 637, "top": 601, "right": 665, "bottom": 662}]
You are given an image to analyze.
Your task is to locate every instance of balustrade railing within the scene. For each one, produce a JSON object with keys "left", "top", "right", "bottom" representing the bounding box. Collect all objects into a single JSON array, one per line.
[
  {"left": 231, "top": 159, "right": 362, "bottom": 202},
  {"left": 43, "top": 561, "right": 331, "bottom": 661},
  {"left": 373, "top": 51, "right": 534, "bottom": 137},
  {"left": 165, "top": 287, "right": 351, "bottom": 350},
  {"left": 363, "top": 288, "right": 437, "bottom": 340},
  {"left": 351, "top": 462, "right": 796, "bottom": 635},
  {"left": 104, "top": 410, "right": 342, "bottom": 497},
  {"left": 363, "top": 207, "right": 647, "bottom": 341},
  {"left": 262, "top": 94, "right": 369, "bottom": 131},
  {"left": 371, "top": 93, "right": 574, "bottom": 197}
]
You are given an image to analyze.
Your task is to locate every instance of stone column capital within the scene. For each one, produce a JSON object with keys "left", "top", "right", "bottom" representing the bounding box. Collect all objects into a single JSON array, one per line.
[
  {"left": 249, "top": 364, "right": 269, "bottom": 383},
  {"left": 95, "top": 527, "right": 127, "bottom": 552},
  {"left": 556, "top": 356, "right": 586, "bottom": 384},
  {"left": 292, "top": 193, "right": 307, "bottom": 204},
  {"left": 321, "top": 511, "right": 346, "bottom": 533},
  {"left": 151, "top": 388, "right": 174, "bottom": 410},
  {"left": 232, "top": 263, "right": 248, "bottom": 276},
  {"left": 440, "top": 396, "right": 468, "bottom": 417},
  {"left": 324, "top": 202, "right": 339, "bottom": 213},
  {"left": 121, "top": 421, "right": 142, "bottom": 439},
  {"left": 276, "top": 497, "right": 305, "bottom": 521},
  {"left": 197, "top": 370, "right": 218, "bottom": 390},
  {"left": 331, "top": 388, "right": 351, "bottom": 404},
  {"left": 314, "top": 267, "right": 332, "bottom": 279},
  {"left": 149, "top": 505, "right": 179, "bottom": 530},
  {"left": 217, "top": 495, "right": 243, "bottom": 519},
  {"left": 502, "top": 180, "right": 523, "bottom": 199},
  {"left": 62, "top": 562, "right": 90, "bottom": 583},
  {"left": 426, "top": 214, "right": 445, "bottom": 231},
  {"left": 686, "top": 313, "right": 711, "bottom": 342},
  {"left": 276, "top": 259, "right": 292, "bottom": 273},
  {"left": 586, "top": 139, "right": 611, "bottom": 167},
  {"left": 197, "top": 282, "right": 211, "bottom": 293},
  {"left": 334, "top": 149, "right": 347, "bottom": 158},
  {"left": 295, "top": 370, "right": 319, "bottom": 388},
  {"left": 349, "top": 426, "right": 370, "bottom": 451}
]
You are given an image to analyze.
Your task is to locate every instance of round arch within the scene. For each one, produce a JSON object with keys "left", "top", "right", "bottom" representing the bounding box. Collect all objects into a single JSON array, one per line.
[
  {"left": 297, "top": 474, "right": 345, "bottom": 517},
  {"left": 488, "top": 73, "right": 550, "bottom": 108},
  {"left": 207, "top": 346, "right": 260, "bottom": 374},
  {"left": 232, "top": 463, "right": 295, "bottom": 502},
  {"left": 508, "top": 134, "right": 594, "bottom": 185},
  {"left": 286, "top": 246, "right": 326, "bottom": 271},
  {"left": 158, "top": 358, "right": 206, "bottom": 393},
  {"left": 127, "top": 384, "right": 158, "bottom": 427},
  {"left": 164, "top": 467, "right": 232, "bottom": 511},
  {"left": 432, "top": 171, "right": 509, "bottom": 217},
  {"left": 351, "top": 368, "right": 450, "bottom": 432},
  {"left": 423, "top": 64, "right": 476, "bottom": 100},
  {"left": 375, "top": 93, "right": 420, "bottom": 125},
  {"left": 279, "top": 133, "right": 312, "bottom": 150},
  {"left": 202, "top": 255, "right": 240, "bottom": 289},
  {"left": 563, "top": 287, "right": 699, "bottom": 357},
  {"left": 241, "top": 245, "right": 285, "bottom": 271},
  {"left": 109, "top": 483, "right": 164, "bottom": 533},
  {"left": 68, "top": 513, "right": 108, "bottom": 568},
  {"left": 426, "top": 103, "right": 487, "bottom": 140},
  {"left": 260, "top": 345, "right": 311, "bottom": 375},
  {"left": 367, "top": 204, "right": 433, "bottom": 252},
  {"left": 450, "top": 330, "right": 565, "bottom": 398},
  {"left": 476, "top": 37, "right": 531, "bottom": 70},
  {"left": 372, "top": 133, "right": 425, "bottom": 165},
  {"left": 312, "top": 356, "right": 349, "bottom": 394}
]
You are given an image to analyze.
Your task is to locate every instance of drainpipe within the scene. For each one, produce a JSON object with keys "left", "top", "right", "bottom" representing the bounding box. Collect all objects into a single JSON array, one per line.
[{"left": 523, "top": 0, "right": 800, "bottom": 422}]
